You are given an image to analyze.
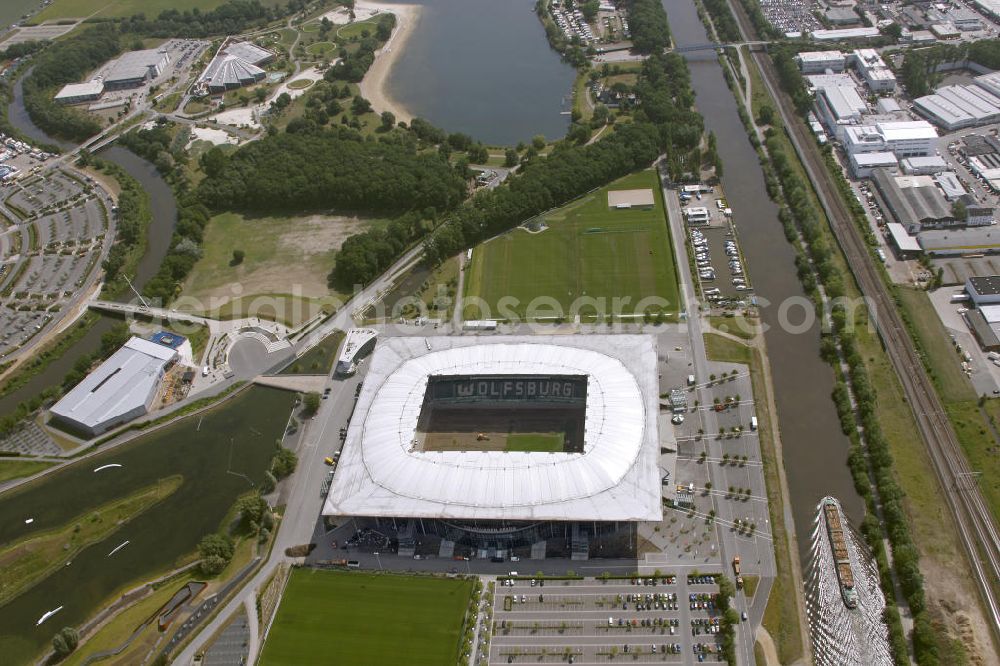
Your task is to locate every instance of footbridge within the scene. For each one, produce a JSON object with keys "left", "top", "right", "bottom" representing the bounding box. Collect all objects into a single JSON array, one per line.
[
  {"left": 671, "top": 40, "right": 770, "bottom": 53},
  {"left": 88, "top": 300, "right": 211, "bottom": 326}
]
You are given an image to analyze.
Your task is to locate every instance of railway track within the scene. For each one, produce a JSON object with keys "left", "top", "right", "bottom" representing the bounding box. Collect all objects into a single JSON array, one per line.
[
  {"left": 723, "top": 0, "right": 1000, "bottom": 640},
  {"left": 753, "top": 45, "right": 1000, "bottom": 634}
]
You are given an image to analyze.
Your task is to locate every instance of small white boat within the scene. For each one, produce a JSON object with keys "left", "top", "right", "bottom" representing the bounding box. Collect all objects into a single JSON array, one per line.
[
  {"left": 36, "top": 606, "right": 63, "bottom": 626},
  {"left": 107, "top": 540, "right": 130, "bottom": 557},
  {"left": 24, "top": 518, "right": 33, "bottom": 525}
]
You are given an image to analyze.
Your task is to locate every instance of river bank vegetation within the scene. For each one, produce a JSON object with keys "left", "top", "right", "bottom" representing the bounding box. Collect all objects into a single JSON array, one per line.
[
  {"left": 724, "top": 23, "right": 974, "bottom": 662},
  {"left": 0, "top": 475, "right": 183, "bottom": 607}
]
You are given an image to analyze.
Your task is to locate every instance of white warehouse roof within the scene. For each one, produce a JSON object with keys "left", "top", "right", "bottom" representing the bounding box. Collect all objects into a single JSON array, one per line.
[
  {"left": 50, "top": 337, "right": 176, "bottom": 433},
  {"left": 324, "top": 335, "right": 665, "bottom": 522},
  {"left": 54, "top": 81, "right": 104, "bottom": 100}
]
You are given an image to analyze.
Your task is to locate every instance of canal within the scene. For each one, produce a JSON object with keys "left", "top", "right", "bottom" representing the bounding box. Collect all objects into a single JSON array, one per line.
[
  {"left": 660, "top": 0, "right": 865, "bottom": 561},
  {"left": 0, "top": 77, "right": 178, "bottom": 418},
  {"left": 0, "top": 387, "right": 296, "bottom": 665},
  {"left": 385, "top": 0, "right": 575, "bottom": 145}
]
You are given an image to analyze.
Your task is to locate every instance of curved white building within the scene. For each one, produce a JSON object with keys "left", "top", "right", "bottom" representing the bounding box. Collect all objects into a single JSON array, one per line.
[{"left": 324, "top": 334, "right": 667, "bottom": 556}]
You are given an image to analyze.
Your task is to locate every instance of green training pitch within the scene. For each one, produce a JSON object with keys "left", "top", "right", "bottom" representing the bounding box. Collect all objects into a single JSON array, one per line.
[
  {"left": 463, "top": 170, "right": 679, "bottom": 320},
  {"left": 259, "top": 570, "right": 472, "bottom": 666},
  {"left": 505, "top": 433, "right": 564, "bottom": 452}
]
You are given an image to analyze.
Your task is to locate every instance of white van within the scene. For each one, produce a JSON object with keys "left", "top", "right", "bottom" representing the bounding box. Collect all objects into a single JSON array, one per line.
[{"left": 750, "top": 416, "right": 758, "bottom": 431}]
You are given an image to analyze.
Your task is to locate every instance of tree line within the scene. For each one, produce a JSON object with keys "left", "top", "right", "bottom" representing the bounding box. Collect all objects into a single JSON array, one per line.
[
  {"left": 22, "top": 24, "right": 123, "bottom": 142},
  {"left": 627, "top": 0, "right": 672, "bottom": 54},
  {"left": 755, "top": 54, "right": 941, "bottom": 663},
  {"left": 113, "top": 0, "right": 288, "bottom": 39}
]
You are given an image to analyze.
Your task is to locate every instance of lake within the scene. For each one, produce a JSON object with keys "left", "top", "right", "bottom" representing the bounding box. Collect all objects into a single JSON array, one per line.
[{"left": 385, "top": 0, "right": 575, "bottom": 145}]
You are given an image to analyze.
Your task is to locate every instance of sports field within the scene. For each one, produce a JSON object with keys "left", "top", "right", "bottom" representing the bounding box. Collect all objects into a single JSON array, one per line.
[
  {"left": 463, "top": 170, "right": 679, "bottom": 320},
  {"left": 260, "top": 570, "right": 472, "bottom": 666}
]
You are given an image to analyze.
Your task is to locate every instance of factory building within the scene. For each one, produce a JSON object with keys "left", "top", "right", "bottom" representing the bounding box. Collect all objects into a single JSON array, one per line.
[
  {"left": 54, "top": 81, "right": 105, "bottom": 105},
  {"left": 850, "top": 49, "right": 896, "bottom": 92},
  {"left": 49, "top": 337, "right": 178, "bottom": 437},
  {"left": 795, "top": 50, "right": 847, "bottom": 73},
  {"left": 843, "top": 121, "right": 938, "bottom": 158},
  {"left": 103, "top": 49, "right": 170, "bottom": 90}
]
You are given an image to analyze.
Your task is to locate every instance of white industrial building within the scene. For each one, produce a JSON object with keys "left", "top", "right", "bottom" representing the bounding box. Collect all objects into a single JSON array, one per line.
[
  {"left": 850, "top": 49, "right": 896, "bottom": 92},
  {"left": 54, "top": 81, "right": 104, "bottom": 104},
  {"left": 795, "top": 50, "right": 847, "bottom": 73},
  {"left": 901, "top": 155, "right": 948, "bottom": 175},
  {"left": 323, "top": 335, "right": 667, "bottom": 557},
  {"left": 810, "top": 27, "right": 881, "bottom": 41},
  {"left": 815, "top": 85, "right": 868, "bottom": 138},
  {"left": 104, "top": 49, "right": 170, "bottom": 90},
  {"left": 966, "top": 276, "right": 1000, "bottom": 305},
  {"left": 843, "top": 121, "right": 937, "bottom": 158},
  {"left": 850, "top": 151, "right": 897, "bottom": 178},
  {"left": 197, "top": 40, "right": 274, "bottom": 94},
  {"left": 914, "top": 84, "right": 1000, "bottom": 130},
  {"left": 50, "top": 337, "right": 177, "bottom": 437}
]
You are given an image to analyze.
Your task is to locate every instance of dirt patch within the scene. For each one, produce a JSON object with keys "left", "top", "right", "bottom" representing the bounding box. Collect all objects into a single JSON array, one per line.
[
  {"left": 921, "top": 550, "right": 999, "bottom": 665},
  {"left": 182, "top": 212, "right": 373, "bottom": 307}
]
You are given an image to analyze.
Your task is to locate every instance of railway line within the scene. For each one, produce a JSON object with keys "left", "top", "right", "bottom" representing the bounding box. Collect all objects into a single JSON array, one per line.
[{"left": 724, "top": 0, "right": 1000, "bottom": 641}]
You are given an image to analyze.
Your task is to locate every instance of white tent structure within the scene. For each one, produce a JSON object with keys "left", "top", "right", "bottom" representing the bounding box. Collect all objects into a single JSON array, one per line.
[{"left": 324, "top": 335, "right": 665, "bottom": 523}]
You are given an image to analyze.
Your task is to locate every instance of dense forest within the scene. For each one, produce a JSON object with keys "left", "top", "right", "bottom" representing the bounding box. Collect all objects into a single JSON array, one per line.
[
  {"left": 21, "top": 25, "right": 122, "bottom": 142},
  {"left": 627, "top": 0, "right": 672, "bottom": 54},
  {"left": 115, "top": 0, "right": 290, "bottom": 38},
  {"left": 195, "top": 129, "right": 467, "bottom": 213}
]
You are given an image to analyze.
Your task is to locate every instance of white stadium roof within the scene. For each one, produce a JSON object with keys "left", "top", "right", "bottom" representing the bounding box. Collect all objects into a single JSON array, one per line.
[{"left": 324, "top": 335, "right": 666, "bottom": 523}]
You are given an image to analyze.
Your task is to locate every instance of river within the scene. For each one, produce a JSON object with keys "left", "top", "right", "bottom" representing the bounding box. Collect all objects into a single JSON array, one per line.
[
  {"left": 385, "top": 0, "right": 575, "bottom": 145},
  {"left": 0, "top": 76, "right": 178, "bottom": 418},
  {"left": 660, "top": 0, "right": 865, "bottom": 562},
  {"left": 0, "top": 387, "right": 296, "bottom": 665}
]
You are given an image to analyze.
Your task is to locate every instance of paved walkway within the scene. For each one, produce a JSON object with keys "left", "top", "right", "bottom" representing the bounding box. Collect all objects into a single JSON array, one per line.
[{"left": 253, "top": 374, "right": 326, "bottom": 393}]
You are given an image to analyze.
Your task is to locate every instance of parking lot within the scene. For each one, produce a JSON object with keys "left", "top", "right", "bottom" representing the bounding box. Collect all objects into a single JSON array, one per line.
[
  {"left": 757, "top": 0, "right": 820, "bottom": 34},
  {"left": 684, "top": 188, "right": 752, "bottom": 307},
  {"left": 0, "top": 168, "right": 112, "bottom": 359},
  {"left": 488, "top": 577, "right": 724, "bottom": 665}
]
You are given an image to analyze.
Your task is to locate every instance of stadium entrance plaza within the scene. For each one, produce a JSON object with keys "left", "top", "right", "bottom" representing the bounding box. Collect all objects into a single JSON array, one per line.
[{"left": 298, "top": 322, "right": 770, "bottom": 665}]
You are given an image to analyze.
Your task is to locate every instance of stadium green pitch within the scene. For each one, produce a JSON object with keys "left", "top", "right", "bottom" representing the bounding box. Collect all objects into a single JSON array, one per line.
[
  {"left": 259, "top": 570, "right": 473, "bottom": 666},
  {"left": 505, "top": 432, "right": 565, "bottom": 452},
  {"left": 463, "top": 170, "right": 679, "bottom": 320}
]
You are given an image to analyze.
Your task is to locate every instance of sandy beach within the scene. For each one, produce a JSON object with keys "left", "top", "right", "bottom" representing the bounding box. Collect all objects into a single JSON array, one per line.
[{"left": 355, "top": 0, "right": 421, "bottom": 124}]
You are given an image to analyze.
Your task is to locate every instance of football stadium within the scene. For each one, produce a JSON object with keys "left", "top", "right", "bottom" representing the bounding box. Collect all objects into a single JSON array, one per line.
[{"left": 324, "top": 334, "right": 671, "bottom": 559}]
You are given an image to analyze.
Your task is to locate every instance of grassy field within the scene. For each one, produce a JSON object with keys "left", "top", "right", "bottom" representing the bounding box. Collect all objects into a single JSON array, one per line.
[
  {"left": 260, "top": 570, "right": 472, "bottom": 666},
  {"left": 703, "top": 333, "right": 751, "bottom": 365},
  {"left": 506, "top": 433, "right": 564, "bottom": 452},
  {"left": 0, "top": 476, "right": 182, "bottom": 606},
  {"left": 304, "top": 41, "right": 336, "bottom": 57},
  {"left": 34, "top": 0, "right": 285, "bottom": 21},
  {"left": 0, "top": 459, "right": 54, "bottom": 484},
  {"left": 178, "top": 212, "right": 378, "bottom": 325},
  {"left": 280, "top": 330, "right": 344, "bottom": 375},
  {"left": 707, "top": 315, "right": 759, "bottom": 341},
  {"left": 463, "top": 170, "right": 679, "bottom": 320}
]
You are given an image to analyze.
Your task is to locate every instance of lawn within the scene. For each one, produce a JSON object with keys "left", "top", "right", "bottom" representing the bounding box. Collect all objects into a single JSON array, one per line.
[
  {"left": 260, "top": 570, "right": 472, "bottom": 666},
  {"left": 305, "top": 41, "right": 336, "bottom": 57},
  {"left": 178, "top": 212, "right": 380, "bottom": 325},
  {"left": 280, "top": 330, "right": 344, "bottom": 375},
  {"left": 35, "top": 0, "right": 285, "bottom": 21},
  {"left": 0, "top": 459, "right": 54, "bottom": 484},
  {"left": 463, "top": 170, "right": 678, "bottom": 320},
  {"left": 703, "top": 333, "right": 751, "bottom": 365},
  {"left": 506, "top": 433, "right": 564, "bottom": 452},
  {"left": 337, "top": 19, "right": 380, "bottom": 40}
]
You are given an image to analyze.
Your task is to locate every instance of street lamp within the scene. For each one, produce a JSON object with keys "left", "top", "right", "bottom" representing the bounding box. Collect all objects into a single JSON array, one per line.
[{"left": 373, "top": 551, "right": 383, "bottom": 571}]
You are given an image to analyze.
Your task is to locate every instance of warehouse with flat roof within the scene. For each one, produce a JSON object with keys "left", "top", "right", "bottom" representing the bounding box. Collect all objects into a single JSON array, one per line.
[
  {"left": 104, "top": 49, "right": 170, "bottom": 90},
  {"left": 49, "top": 337, "right": 178, "bottom": 437},
  {"left": 54, "top": 81, "right": 104, "bottom": 104}
]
